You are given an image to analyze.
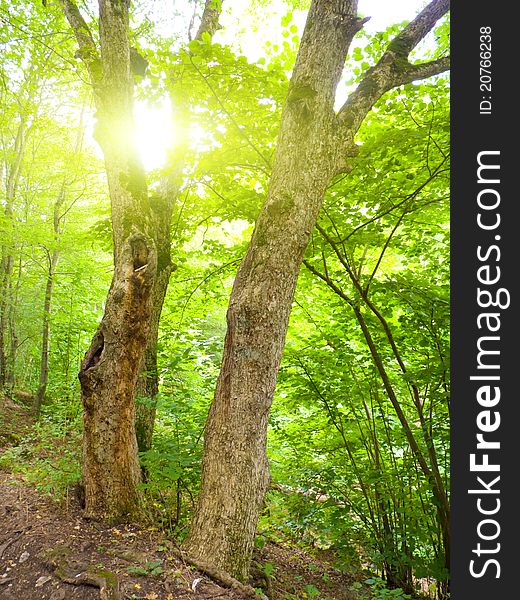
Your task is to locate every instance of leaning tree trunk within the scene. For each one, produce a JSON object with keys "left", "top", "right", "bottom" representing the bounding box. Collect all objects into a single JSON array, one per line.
[
  {"left": 184, "top": 0, "right": 450, "bottom": 581},
  {"left": 183, "top": 0, "right": 363, "bottom": 580},
  {"left": 59, "top": 0, "right": 157, "bottom": 520}
]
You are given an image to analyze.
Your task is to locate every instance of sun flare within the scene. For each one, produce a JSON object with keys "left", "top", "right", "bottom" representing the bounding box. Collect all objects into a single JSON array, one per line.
[{"left": 134, "top": 99, "right": 175, "bottom": 172}]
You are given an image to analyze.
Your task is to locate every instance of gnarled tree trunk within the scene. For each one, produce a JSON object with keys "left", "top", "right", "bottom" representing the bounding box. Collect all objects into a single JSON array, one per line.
[{"left": 59, "top": 0, "right": 157, "bottom": 520}]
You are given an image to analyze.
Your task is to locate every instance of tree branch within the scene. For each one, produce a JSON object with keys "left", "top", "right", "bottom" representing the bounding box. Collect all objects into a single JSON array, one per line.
[
  {"left": 195, "top": 0, "right": 223, "bottom": 41},
  {"left": 387, "top": 0, "right": 450, "bottom": 55},
  {"left": 57, "top": 0, "right": 101, "bottom": 86},
  {"left": 394, "top": 55, "right": 450, "bottom": 87},
  {"left": 336, "top": 0, "right": 450, "bottom": 137}
]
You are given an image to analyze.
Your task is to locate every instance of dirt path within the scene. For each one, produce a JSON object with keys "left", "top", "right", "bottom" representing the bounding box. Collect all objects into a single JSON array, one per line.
[
  {"left": 0, "top": 473, "right": 246, "bottom": 600},
  {"left": 0, "top": 472, "right": 361, "bottom": 600}
]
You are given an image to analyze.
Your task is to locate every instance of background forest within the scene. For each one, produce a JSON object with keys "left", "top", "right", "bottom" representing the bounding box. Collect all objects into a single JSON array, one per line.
[{"left": 0, "top": 1, "right": 450, "bottom": 599}]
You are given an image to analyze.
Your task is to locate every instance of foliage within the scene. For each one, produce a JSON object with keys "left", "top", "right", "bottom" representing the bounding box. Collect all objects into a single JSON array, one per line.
[
  {"left": 364, "top": 577, "right": 412, "bottom": 599},
  {"left": 0, "top": 411, "right": 82, "bottom": 498},
  {"left": 0, "top": 1, "right": 450, "bottom": 597}
]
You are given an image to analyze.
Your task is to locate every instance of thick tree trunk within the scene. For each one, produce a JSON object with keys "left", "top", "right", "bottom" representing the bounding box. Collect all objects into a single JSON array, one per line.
[
  {"left": 184, "top": 0, "right": 450, "bottom": 581},
  {"left": 183, "top": 0, "right": 363, "bottom": 581},
  {"left": 79, "top": 230, "right": 156, "bottom": 520}
]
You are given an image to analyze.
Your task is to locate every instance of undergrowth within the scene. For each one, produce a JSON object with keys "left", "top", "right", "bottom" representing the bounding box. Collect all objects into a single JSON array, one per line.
[{"left": 0, "top": 398, "right": 82, "bottom": 498}]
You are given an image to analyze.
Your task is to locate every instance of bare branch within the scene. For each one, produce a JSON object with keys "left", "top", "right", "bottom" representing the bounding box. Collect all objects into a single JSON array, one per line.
[
  {"left": 337, "top": 0, "right": 450, "bottom": 136},
  {"left": 195, "top": 0, "right": 223, "bottom": 41},
  {"left": 57, "top": 0, "right": 101, "bottom": 85}
]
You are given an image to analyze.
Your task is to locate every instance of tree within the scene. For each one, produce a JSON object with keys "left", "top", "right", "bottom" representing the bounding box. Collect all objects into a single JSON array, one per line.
[
  {"left": 0, "top": 60, "right": 38, "bottom": 392},
  {"left": 58, "top": 0, "right": 158, "bottom": 520},
  {"left": 184, "top": 0, "right": 450, "bottom": 581},
  {"left": 134, "top": 0, "right": 223, "bottom": 455},
  {"left": 297, "top": 84, "right": 450, "bottom": 594}
]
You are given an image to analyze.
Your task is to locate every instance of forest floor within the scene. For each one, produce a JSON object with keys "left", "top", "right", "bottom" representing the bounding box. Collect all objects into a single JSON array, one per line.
[{"left": 0, "top": 397, "right": 364, "bottom": 600}]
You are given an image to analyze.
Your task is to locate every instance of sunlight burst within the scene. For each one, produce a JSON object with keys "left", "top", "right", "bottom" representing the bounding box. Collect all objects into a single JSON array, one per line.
[{"left": 134, "top": 99, "right": 175, "bottom": 172}]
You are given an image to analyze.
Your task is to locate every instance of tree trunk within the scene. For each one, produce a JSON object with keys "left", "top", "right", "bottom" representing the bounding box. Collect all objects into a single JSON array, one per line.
[
  {"left": 0, "top": 115, "right": 26, "bottom": 392},
  {"left": 60, "top": 0, "right": 157, "bottom": 521},
  {"left": 33, "top": 248, "right": 59, "bottom": 416},
  {"left": 183, "top": 0, "right": 363, "bottom": 581},
  {"left": 134, "top": 0, "right": 222, "bottom": 454},
  {"left": 184, "top": 0, "right": 450, "bottom": 581},
  {"left": 33, "top": 177, "right": 70, "bottom": 416},
  {"left": 0, "top": 254, "right": 14, "bottom": 390},
  {"left": 79, "top": 233, "right": 156, "bottom": 520},
  {"left": 135, "top": 198, "right": 174, "bottom": 453}
]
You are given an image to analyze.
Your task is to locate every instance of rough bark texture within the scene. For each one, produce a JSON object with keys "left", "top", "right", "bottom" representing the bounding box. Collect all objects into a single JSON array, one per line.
[
  {"left": 79, "top": 233, "right": 156, "bottom": 520},
  {"left": 60, "top": 0, "right": 157, "bottom": 521},
  {"left": 195, "top": 0, "right": 222, "bottom": 41},
  {"left": 184, "top": 0, "right": 450, "bottom": 582},
  {"left": 183, "top": 0, "right": 363, "bottom": 581},
  {"left": 135, "top": 194, "right": 175, "bottom": 453}
]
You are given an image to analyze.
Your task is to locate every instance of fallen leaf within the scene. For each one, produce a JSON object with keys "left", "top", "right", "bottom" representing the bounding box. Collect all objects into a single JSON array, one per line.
[
  {"left": 35, "top": 575, "right": 52, "bottom": 587},
  {"left": 191, "top": 577, "right": 203, "bottom": 591}
]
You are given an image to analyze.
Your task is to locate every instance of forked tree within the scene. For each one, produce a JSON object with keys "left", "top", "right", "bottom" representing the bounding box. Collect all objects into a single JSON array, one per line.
[
  {"left": 183, "top": 0, "right": 450, "bottom": 581},
  {"left": 58, "top": 0, "right": 158, "bottom": 520},
  {"left": 57, "top": 0, "right": 223, "bottom": 517}
]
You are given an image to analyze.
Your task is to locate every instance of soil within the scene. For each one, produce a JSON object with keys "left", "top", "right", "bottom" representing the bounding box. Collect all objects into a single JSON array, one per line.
[{"left": 0, "top": 397, "right": 363, "bottom": 600}]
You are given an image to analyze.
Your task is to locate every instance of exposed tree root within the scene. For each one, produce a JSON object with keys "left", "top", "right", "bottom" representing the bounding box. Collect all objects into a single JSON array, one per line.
[
  {"left": 168, "top": 544, "right": 269, "bottom": 600},
  {"left": 40, "top": 546, "right": 121, "bottom": 600}
]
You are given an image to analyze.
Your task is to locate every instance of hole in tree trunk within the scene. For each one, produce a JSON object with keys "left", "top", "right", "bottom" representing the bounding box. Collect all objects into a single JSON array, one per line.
[
  {"left": 85, "top": 333, "right": 104, "bottom": 370},
  {"left": 131, "top": 237, "right": 149, "bottom": 271}
]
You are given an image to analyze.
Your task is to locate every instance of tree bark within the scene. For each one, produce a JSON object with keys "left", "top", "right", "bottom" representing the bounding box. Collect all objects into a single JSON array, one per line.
[
  {"left": 60, "top": 0, "right": 157, "bottom": 521},
  {"left": 33, "top": 248, "right": 59, "bottom": 416},
  {"left": 33, "top": 176, "right": 70, "bottom": 416},
  {"left": 183, "top": 0, "right": 365, "bottom": 581},
  {"left": 135, "top": 194, "right": 175, "bottom": 453},
  {"left": 184, "top": 0, "right": 450, "bottom": 581}
]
